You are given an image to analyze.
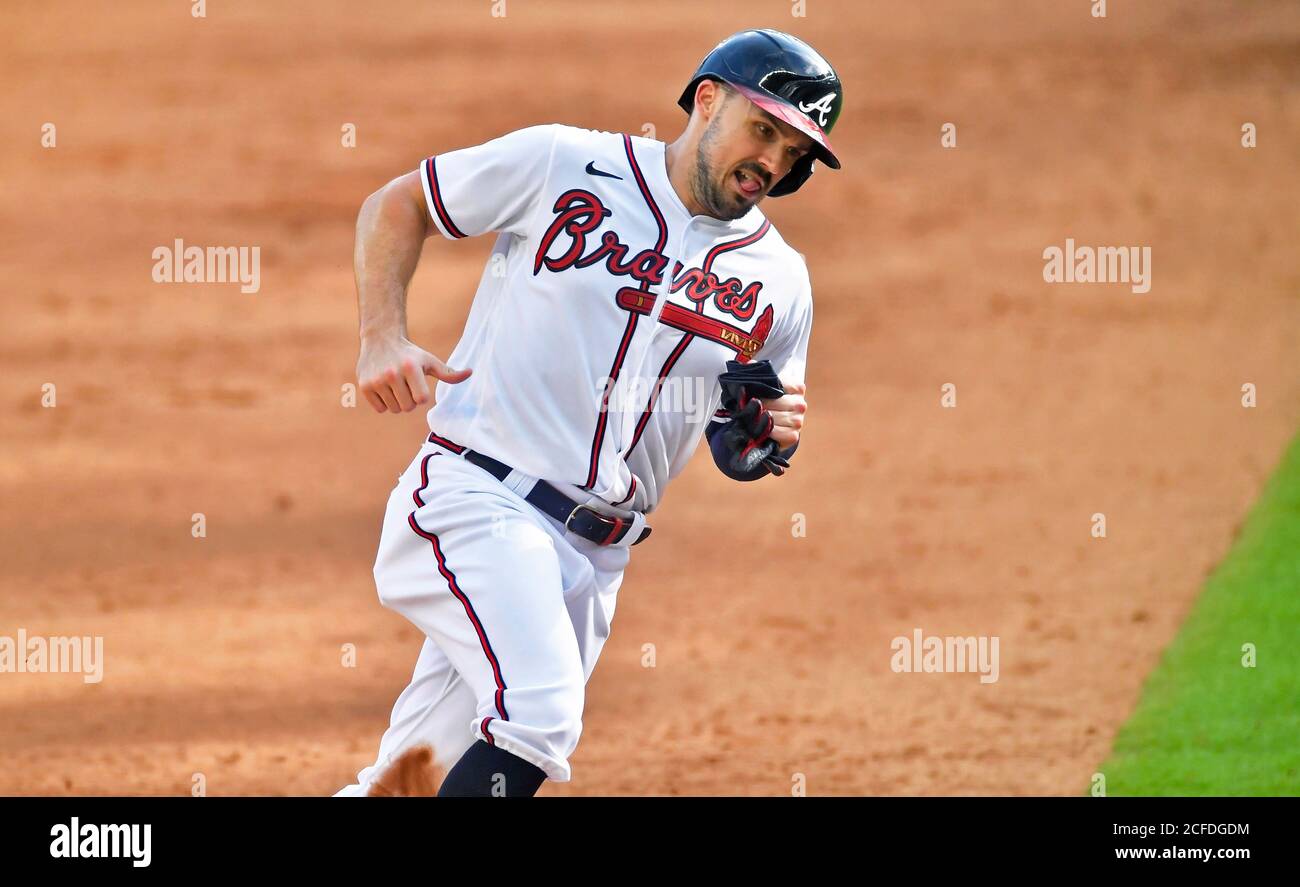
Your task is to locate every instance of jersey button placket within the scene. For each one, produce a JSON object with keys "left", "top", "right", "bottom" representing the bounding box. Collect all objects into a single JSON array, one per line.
[{"left": 617, "top": 221, "right": 692, "bottom": 463}]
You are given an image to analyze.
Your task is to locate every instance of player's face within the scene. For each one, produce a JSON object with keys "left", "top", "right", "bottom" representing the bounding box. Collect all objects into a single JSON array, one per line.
[{"left": 691, "top": 91, "right": 816, "bottom": 220}]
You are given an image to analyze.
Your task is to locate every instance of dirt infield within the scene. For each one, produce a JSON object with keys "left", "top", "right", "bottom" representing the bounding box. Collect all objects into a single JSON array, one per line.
[{"left": 1, "top": 1, "right": 1297, "bottom": 795}]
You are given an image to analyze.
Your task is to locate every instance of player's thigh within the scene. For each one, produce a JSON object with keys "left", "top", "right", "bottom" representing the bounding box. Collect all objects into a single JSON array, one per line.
[
  {"left": 555, "top": 538, "right": 631, "bottom": 682},
  {"left": 376, "top": 455, "right": 587, "bottom": 728}
]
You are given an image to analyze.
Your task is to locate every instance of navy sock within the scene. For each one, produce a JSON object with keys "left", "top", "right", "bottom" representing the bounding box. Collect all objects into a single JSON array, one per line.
[{"left": 437, "top": 740, "right": 547, "bottom": 797}]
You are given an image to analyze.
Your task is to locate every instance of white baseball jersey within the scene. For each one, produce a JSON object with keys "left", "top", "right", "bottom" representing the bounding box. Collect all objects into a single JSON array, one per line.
[
  {"left": 339, "top": 124, "right": 817, "bottom": 791},
  {"left": 418, "top": 123, "right": 813, "bottom": 514}
]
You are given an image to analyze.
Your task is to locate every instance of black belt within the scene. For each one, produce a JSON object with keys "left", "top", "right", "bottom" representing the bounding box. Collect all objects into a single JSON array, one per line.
[{"left": 428, "top": 432, "right": 650, "bottom": 547}]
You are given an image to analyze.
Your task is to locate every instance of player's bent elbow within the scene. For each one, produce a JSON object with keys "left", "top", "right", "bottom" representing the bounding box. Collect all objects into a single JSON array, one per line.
[
  {"left": 390, "top": 171, "right": 432, "bottom": 234},
  {"left": 358, "top": 173, "right": 428, "bottom": 238},
  {"left": 355, "top": 186, "right": 387, "bottom": 235}
]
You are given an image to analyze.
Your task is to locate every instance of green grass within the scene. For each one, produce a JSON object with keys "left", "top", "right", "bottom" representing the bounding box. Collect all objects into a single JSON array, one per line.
[{"left": 1095, "top": 432, "right": 1300, "bottom": 796}]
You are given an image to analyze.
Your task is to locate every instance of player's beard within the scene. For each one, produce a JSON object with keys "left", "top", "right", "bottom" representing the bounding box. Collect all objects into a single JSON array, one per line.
[{"left": 690, "top": 113, "right": 759, "bottom": 222}]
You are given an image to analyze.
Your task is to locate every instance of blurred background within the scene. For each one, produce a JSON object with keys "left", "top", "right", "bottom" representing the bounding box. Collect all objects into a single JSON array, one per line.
[{"left": 0, "top": 1, "right": 1296, "bottom": 794}]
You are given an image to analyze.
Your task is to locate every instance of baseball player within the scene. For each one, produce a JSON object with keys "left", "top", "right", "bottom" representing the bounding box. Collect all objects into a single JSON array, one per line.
[{"left": 336, "top": 29, "right": 842, "bottom": 797}]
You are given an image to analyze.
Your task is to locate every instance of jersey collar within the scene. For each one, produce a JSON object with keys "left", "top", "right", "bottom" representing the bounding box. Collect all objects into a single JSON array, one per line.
[{"left": 646, "top": 139, "right": 763, "bottom": 235}]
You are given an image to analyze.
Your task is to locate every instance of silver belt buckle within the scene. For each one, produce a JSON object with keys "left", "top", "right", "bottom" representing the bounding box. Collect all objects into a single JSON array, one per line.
[{"left": 564, "top": 502, "right": 601, "bottom": 534}]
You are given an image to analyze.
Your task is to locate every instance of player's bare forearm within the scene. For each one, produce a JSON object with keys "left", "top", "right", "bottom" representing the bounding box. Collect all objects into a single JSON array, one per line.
[
  {"left": 353, "top": 172, "right": 471, "bottom": 414},
  {"left": 355, "top": 173, "right": 428, "bottom": 345}
]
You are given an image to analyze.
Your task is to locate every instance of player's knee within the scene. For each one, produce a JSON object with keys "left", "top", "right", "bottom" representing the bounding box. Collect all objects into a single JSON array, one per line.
[
  {"left": 551, "top": 681, "right": 587, "bottom": 749},
  {"left": 372, "top": 558, "right": 422, "bottom": 615},
  {"left": 373, "top": 570, "right": 398, "bottom": 608},
  {"left": 372, "top": 572, "right": 403, "bottom": 613},
  {"left": 515, "top": 667, "right": 585, "bottom": 728},
  {"left": 493, "top": 668, "right": 587, "bottom": 767}
]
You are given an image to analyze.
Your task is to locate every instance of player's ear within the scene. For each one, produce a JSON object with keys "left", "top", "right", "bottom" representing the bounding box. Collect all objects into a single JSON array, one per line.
[{"left": 694, "top": 79, "right": 729, "bottom": 122}]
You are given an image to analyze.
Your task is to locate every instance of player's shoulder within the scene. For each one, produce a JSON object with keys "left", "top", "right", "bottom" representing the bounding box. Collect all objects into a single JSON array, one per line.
[
  {"left": 752, "top": 212, "right": 802, "bottom": 262},
  {"left": 518, "top": 122, "right": 593, "bottom": 141},
  {"left": 750, "top": 211, "right": 812, "bottom": 294},
  {"left": 468, "top": 122, "right": 564, "bottom": 146},
  {"left": 492, "top": 124, "right": 632, "bottom": 171},
  {"left": 546, "top": 124, "right": 655, "bottom": 168}
]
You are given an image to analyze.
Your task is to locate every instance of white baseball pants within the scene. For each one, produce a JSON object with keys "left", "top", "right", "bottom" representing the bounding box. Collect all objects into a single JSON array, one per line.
[{"left": 335, "top": 434, "right": 631, "bottom": 794}]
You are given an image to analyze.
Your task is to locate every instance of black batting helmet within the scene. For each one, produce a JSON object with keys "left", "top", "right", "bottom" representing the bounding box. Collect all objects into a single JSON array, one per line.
[{"left": 678, "top": 29, "right": 842, "bottom": 197}]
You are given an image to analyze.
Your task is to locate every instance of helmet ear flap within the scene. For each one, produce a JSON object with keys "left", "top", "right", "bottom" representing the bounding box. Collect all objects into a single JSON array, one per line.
[
  {"left": 767, "top": 155, "right": 816, "bottom": 198},
  {"left": 677, "top": 76, "right": 704, "bottom": 115}
]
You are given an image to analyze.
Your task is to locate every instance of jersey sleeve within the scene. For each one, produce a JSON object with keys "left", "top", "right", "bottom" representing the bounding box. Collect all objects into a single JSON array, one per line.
[
  {"left": 418, "top": 124, "right": 561, "bottom": 240},
  {"left": 755, "top": 273, "right": 813, "bottom": 388}
]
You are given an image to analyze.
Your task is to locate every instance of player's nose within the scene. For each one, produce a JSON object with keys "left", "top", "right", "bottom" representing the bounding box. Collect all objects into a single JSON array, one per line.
[{"left": 754, "top": 147, "right": 789, "bottom": 184}]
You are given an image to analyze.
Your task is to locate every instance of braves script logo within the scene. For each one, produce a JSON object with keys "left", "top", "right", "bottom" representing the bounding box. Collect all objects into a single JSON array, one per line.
[
  {"left": 534, "top": 189, "right": 763, "bottom": 322},
  {"left": 797, "top": 92, "right": 835, "bottom": 128}
]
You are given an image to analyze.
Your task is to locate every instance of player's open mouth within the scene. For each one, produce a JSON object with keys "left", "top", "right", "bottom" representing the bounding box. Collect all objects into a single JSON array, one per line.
[{"left": 734, "top": 169, "right": 764, "bottom": 197}]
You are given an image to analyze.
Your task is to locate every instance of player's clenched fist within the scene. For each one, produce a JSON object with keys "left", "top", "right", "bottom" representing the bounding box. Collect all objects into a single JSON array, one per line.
[
  {"left": 356, "top": 337, "right": 471, "bottom": 413},
  {"left": 715, "top": 359, "right": 806, "bottom": 477},
  {"left": 759, "top": 381, "right": 807, "bottom": 450}
]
